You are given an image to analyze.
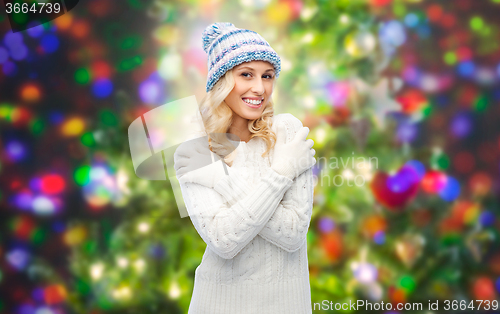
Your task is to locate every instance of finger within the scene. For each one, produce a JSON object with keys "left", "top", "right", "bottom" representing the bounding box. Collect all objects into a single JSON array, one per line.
[
  {"left": 293, "top": 127, "right": 310, "bottom": 143},
  {"left": 310, "top": 148, "right": 315, "bottom": 156},
  {"left": 275, "top": 123, "right": 287, "bottom": 145},
  {"left": 176, "top": 166, "right": 187, "bottom": 177},
  {"left": 174, "top": 158, "right": 189, "bottom": 168},
  {"left": 194, "top": 140, "right": 212, "bottom": 155},
  {"left": 306, "top": 139, "right": 314, "bottom": 149},
  {"left": 175, "top": 142, "right": 196, "bottom": 158}
]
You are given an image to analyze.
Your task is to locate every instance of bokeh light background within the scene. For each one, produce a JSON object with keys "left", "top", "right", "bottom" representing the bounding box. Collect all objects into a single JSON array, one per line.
[{"left": 0, "top": 0, "right": 500, "bottom": 313}]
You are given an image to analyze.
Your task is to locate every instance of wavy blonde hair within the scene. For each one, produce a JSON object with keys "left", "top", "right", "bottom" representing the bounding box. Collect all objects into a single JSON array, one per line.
[{"left": 199, "top": 67, "right": 278, "bottom": 166}]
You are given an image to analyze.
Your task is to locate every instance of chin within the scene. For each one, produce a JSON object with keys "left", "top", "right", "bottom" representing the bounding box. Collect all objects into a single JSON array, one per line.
[{"left": 240, "top": 108, "right": 265, "bottom": 120}]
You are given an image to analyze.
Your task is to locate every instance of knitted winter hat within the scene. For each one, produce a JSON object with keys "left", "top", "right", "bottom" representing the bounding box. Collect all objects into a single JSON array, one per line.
[{"left": 202, "top": 22, "right": 282, "bottom": 93}]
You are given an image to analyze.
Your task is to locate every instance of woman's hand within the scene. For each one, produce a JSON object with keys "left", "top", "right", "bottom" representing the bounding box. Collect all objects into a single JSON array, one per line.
[
  {"left": 271, "top": 124, "right": 316, "bottom": 180},
  {"left": 174, "top": 136, "right": 212, "bottom": 178},
  {"left": 174, "top": 136, "right": 228, "bottom": 188}
]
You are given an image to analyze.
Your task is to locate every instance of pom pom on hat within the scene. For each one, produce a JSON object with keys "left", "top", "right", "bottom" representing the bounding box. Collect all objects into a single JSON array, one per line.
[{"left": 202, "top": 22, "right": 238, "bottom": 53}]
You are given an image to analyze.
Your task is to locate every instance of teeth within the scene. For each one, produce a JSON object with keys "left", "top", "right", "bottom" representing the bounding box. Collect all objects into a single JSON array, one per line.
[{"left": 243, "top": 98, "right": 262, "bottom": 105}]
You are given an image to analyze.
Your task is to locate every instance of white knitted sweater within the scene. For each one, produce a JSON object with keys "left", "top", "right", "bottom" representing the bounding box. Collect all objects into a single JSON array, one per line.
[{"left": 179, "top": 113, "right": 314, "bottom": 314}]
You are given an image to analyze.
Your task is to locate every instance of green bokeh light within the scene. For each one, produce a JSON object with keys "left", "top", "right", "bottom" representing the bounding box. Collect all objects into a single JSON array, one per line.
[
  {"left": 474, "top": 95, "right": 488, "bottom": 112},
  {"left": 81, "top": 132, "right": 96, "bottom": 147},
  {"left": 443, "top": 51, "right": 457, "bottom": 65},
  {"left": 75, "top": 68, "right": 91, "bottom": 85},
  {"left": 30, "top": 118, "right": 45, "bottom": 136},
  {"left": 399, "top": 275, "right": 416, "bottom": 293},
  {"left": 470, "top": 16, "right": 484, "bottom": 31},
  {"left": 118, "top": 55, "right": 143, "bottom": 71},
  {"left": 75, "top": 166, "right": 91, "bottom": 186},
  {"left": 99, "top": 109, "right": 118, "bottom": 126}
]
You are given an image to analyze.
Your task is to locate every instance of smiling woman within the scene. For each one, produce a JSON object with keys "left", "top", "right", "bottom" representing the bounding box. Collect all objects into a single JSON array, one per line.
[{"left": 174, "top": 22, "right": 316, "bottom": 314}]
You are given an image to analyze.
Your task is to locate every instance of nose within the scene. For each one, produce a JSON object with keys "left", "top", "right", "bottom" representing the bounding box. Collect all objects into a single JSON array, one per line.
[{"left": 251, "top": 77, "right": 265, "bottom": 95}]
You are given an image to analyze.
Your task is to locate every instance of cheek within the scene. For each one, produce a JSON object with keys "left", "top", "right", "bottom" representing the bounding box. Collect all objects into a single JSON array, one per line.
[{"left": 225, "top": 95, "right": 242, "bottom": 113}]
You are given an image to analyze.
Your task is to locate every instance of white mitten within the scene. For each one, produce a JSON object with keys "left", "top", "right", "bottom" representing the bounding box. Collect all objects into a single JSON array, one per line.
[
  {"left": 271, "top": 124, "right": 316, "bottom": 180},
  {"left": 174, "top": 137, "right": 229, "bottom": 188},
  {"left": 177, "top": 156, "right": 229, "bottom": 188}
]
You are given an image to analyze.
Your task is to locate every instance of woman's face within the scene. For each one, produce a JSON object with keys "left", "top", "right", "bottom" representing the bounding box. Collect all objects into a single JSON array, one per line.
[{"left": 224, "top": 60, "right": 276, "bottom": 121}]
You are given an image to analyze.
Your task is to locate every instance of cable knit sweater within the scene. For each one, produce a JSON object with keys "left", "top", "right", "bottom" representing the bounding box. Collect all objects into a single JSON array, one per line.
[{"left": 178, "top": 113, "right": 314, "bottom": 314}]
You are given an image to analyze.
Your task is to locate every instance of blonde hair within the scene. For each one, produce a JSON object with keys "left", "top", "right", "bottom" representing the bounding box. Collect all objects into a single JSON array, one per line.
[{"left": 199, "top": 67, "right": 278, "bottom": 166}]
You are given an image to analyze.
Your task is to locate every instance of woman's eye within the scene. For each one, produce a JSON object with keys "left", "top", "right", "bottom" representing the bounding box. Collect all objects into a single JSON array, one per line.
[{"left": 241, "top": 73, "right": 274, "bottom": 79}]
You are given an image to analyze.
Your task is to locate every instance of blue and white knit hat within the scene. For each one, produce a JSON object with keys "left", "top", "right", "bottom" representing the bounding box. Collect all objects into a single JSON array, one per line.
[{"left": 202, "top": 22, "right": 282, "bottom": 93}]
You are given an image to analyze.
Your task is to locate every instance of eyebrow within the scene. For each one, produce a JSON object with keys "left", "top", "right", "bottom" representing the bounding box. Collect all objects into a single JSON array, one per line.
[{"left": 237, "top": 66, "right": 275, "bottom": 73}]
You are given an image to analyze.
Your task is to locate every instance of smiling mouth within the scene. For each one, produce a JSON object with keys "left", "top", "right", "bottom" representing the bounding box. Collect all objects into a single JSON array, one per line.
[{"left": 242, "top": 98, "right": 263, "bottom": 108}]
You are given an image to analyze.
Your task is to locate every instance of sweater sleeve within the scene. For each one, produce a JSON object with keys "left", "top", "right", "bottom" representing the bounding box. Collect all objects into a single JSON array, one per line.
[
  {"left": 215, "top": 165, "right": 313, "bottom": 252},
  {"left": 213, "top": 113, "right": 314, "bottom": 252},
  {"left": 180, "top": 167, "right": 294, "bottom": 260}
]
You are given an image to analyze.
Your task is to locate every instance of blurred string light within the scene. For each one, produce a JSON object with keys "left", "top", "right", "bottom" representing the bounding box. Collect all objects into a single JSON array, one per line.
[
  {"left": 139, "top": 72, "right": 166, "bottom": 105},
  {"left": 61, "top": 117, "right": 85, "bottom": 137},
  {"left": 75, "top": 67, "right": 91, "bottom": 84},
  {"left": 4, "top": 32, "right": 27, "bottom": 62},
  {"left": 6, "top": 247, "right": 31, "bottom": 271},
  {"left": 317, "top": 216, "right": 335, "bottom": 233},
  {"left": 404, "top": 13, "right": 420, "bottom": 28},
  {"left": 10, "top": 215, "right": 36, "bottom": 241},
  {"left": 438, "top": 176, "right": 460, "bottom": 202},
  {"left": 80, "top": 164, "right": 118, "bottom": 209},
  {"left": 0, "top": 46, "right": 8, "bottom": 63},
  {"left": 63, "top": 225, "right": 87, "bottom": 246},
  {"left": 20, "top": 83, "right": 42, "bottom": 103},
  {"left": 90, "top": 262, "right": 104, "bottom": 280},
  {"left": 450, "top": 111, "right": 473, "bottom": 138},
  {"left": 13, "top": 177, "right": 64, "bottom": 215},
  {"left": 48, "top": 111, "right": 64, "bottom": 124},
  {"left": 137, "top": 222, "right": 150, "bottom": 233},
  {"left": 169, "top": 280, "right": 182, "bottom": 299},
  {"left": 2, "top": 60, "right": 17, "bottom": 76},
  {"left": 40, "top": 33, "right": 59, "bottom": 54},
  {"left": 474, "top": 67, "right": 496, "bottom": 86},
  {"left": 344, "top": 30, "right": 376, "bottom": 58},
  {"left": 373, "top": 231, "right": 385, "bottom": 244},
  {"left": 405, "top": 160, "right": 426, "bottom": 179},
  {"left": 133, "top": 259, "right": 146, "bottom": 273},
  {"left": 43, "top": 284, "right": 68, "bottom": 305},
  {"left": 91, "top": 60, "right": 112, "bottom": 79},
  {"left": 6, "top": 140, "right": 27, "bottom": 161},
  {"left": 378, "top": 20, "right": 406, "bottom": 56},
  {"left": 158, "top": 50, "right": 182, "bottom": 80},
  {"left": 421, "top": 169, "right": 447, "bottom": 193},
  {"left": 91, "top": 78, "right": 113, "bottom": 98},
  {"left": 32, "top": 195, "right": 59, "bottom": 215},
  {"left": 457, "top": 60, "right": 475, "bottom": 78},
  {"left": 396, "top": 122, "right": 418, "bottom": 143},
  {"left": 239, "top": 0, "right": 271, "bottom": 9},
  {"left": 352, "top": 262, "right": 378, "bottom": 284},
  {"left": 112, "top": 285, "right": 132, "bottom": 300},
  {"left": 326, "top": 81, "right": 350, "bottom": 108},
  {"left": 26, "top": 22, "right": 44, "bottom": 38},
  {"left": 387, "top": 165, "right": 420, "bottom": 193},
  {"left": 116, "top": 256, "right": 129, "bottom": 268},
  {"left": 479, "top": 211, "right": 495, "bottom": 227},
  {"left": 307, "top": 61, "right": 334, "bottom": 90},
  {"left": 13, "top": 191, "right": 32, "bottom": 211}
]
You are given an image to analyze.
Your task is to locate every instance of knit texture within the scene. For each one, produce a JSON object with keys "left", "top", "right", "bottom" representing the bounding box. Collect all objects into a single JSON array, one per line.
[
  {"left": 179, "top": 113, "right": 314, "bottom": 314},
  {"left": 202, "top": 22, "right": 282, "bottom": 92}
]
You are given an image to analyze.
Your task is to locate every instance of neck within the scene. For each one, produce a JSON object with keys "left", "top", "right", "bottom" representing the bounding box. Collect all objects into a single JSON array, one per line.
[{"left": 229, "top": 115, "right": 252, "bottom": 143}]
